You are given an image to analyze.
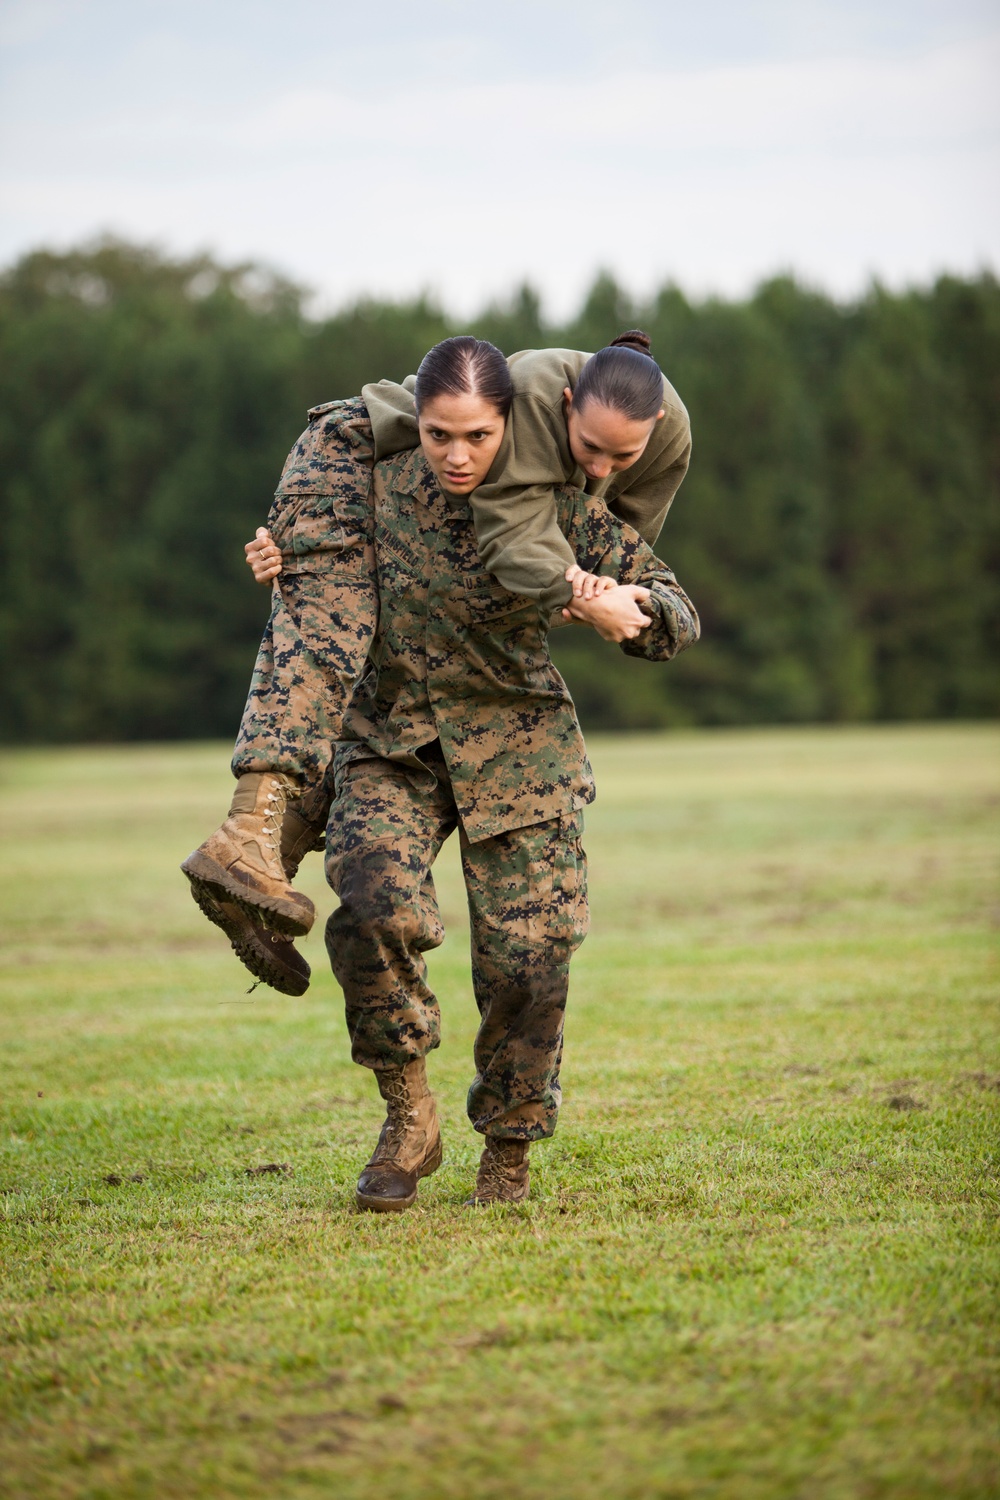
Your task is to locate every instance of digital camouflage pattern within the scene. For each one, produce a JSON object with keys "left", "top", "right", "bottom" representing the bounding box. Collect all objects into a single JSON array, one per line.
[
  {"left": 231, "top": 398, "right": 377, "bottom": 831},
  {"left": 327, "top": 450, "right": 699, "bottom": 1136},
  {"left": 338, "top": 447, "right": 701, "bottom": 842},
  {"left": 325, "top": 743, "right": 588, "bottom": 1139}
]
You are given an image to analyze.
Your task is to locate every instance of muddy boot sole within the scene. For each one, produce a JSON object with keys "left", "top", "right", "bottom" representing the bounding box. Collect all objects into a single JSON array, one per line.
[
  {"left": 186, "top": 878, "right": 311, "bottom": 997},
  {"left": 181, "top": 848, "right": 315, "bottom": 938},
  {"left": 355, "top": 1136, "right": 444, "bottom": 1214}
]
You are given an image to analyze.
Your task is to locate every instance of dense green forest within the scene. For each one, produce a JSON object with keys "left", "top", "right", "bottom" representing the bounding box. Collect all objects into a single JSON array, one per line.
[{"left": 0, "top": 239, "right": 996, "bottom": 742}]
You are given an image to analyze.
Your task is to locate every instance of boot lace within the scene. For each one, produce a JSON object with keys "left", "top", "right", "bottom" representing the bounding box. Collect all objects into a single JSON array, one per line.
[
  {"left": 374, "top": 1071, "right": 415, "bottom": 1159},
  {"left": 260, "top": 779, "right": 290, "bottom": 861},
  {"left": 478, "top": 1139, "right": 525, "bottom": 1196}
]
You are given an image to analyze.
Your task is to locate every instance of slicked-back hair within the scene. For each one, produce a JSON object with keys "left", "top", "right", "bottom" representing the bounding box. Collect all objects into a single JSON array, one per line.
[
  {"left": 573, "top": 329, "right": 664, "bottom": 423},
  {"left": 414, "top": 336, "right": 513, "bottom": 420}
]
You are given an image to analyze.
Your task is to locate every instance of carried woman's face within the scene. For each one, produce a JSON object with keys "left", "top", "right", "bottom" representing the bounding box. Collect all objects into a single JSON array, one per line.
[
  {"left": 563, "top": 388, "right": 664, "bottom": 483},
  {"left": 417, "top": 393, "right": 506, "bottom": 496}
]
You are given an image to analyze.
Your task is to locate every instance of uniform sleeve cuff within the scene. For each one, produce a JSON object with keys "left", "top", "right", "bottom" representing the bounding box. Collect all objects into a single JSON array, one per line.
[{"left": 540, "top": 577, "right": 574, "bottom": 613}]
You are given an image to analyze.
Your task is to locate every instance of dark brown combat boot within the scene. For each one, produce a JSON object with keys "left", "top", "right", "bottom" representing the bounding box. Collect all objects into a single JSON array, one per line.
[
  {"left": 181, "top": 773, "right": 316, "bottom": 937},
  {"left": 466, "top": 1138, "right": 531, "bottom": 1205},
  {"left": 356, "top": 1059, "right": 443, "bottom": 1213}
]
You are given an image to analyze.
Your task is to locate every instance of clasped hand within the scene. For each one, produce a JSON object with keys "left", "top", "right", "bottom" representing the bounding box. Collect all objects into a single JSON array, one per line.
[{"left": 561, "top": 564, "right": 652, "bottom": 643}]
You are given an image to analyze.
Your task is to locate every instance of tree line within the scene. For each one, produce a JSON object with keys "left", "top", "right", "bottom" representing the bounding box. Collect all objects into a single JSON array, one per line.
[{"left": 0, "top": 239, "right": 996, "bottom": 743}]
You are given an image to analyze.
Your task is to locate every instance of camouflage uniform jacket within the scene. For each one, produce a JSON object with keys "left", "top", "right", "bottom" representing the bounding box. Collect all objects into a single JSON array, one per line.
[{"left": 338, "top": 449, "right": 700, "bottom": 843}]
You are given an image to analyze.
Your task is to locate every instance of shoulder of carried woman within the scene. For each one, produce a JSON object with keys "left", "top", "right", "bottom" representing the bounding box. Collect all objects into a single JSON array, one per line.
[{"left": 508, "top": 347, "right": 589, "bottom": 401}]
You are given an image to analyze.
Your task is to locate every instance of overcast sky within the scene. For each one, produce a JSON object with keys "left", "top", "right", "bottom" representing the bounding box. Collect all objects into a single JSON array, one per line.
[{"left": 1, "top": 0, "right": 997, "bottom": 316}]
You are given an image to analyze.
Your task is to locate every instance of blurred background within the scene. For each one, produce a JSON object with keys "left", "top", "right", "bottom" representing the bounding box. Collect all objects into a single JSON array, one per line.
[{"left": 1, "top": 0, "right": 997, "bottom": 740}]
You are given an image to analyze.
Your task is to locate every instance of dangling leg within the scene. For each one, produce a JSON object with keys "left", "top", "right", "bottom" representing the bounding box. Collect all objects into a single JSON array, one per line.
[{"left": 183, "top": 401, "right": 377, "bottom": 982}]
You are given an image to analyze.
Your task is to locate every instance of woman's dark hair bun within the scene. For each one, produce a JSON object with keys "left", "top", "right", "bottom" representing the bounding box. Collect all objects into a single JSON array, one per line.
[
  {"left": 573, "top": 328, "right": 663, "bottom": 422},
  {"left": 608, "top": 329, "right": 653, "bottom": 357}
]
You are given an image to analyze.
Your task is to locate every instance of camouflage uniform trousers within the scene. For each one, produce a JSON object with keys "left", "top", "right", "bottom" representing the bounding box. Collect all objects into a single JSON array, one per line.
[
  {"left": 324, "top": 741, "right": 590, "bottom": 1140},
  {"left": 231, "top": 400, "right": 377, "bottom": 831}
]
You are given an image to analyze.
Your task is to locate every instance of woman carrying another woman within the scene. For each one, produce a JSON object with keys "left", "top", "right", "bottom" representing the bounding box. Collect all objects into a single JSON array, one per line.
[
  {"left": 182, "top": 332, "right": 692, "bottom": 996},
  {"left": 320, "top": 336, "right": 699, "bottom": 1208}
]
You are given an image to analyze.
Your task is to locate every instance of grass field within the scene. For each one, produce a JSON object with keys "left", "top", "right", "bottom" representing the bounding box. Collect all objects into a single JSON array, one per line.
[{"left": 1, "top": 724, "right": 998, "bottom": 1500}]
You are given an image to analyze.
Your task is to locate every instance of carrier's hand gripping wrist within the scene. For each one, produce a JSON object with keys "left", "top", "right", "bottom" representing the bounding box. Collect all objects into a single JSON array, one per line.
[{"left": 561, "top": 583, "right": 653, "bottom": 643}]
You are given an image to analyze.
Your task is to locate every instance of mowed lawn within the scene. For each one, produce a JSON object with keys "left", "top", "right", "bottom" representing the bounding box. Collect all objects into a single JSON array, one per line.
[{"left": 1, "top": 725, "right": 997, "bottom": 1500}]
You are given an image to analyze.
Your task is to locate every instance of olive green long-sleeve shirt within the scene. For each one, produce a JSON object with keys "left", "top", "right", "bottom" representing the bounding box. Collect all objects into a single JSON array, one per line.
[{"left": 361, "top": 348, "right": 691, "bottom": 614}]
